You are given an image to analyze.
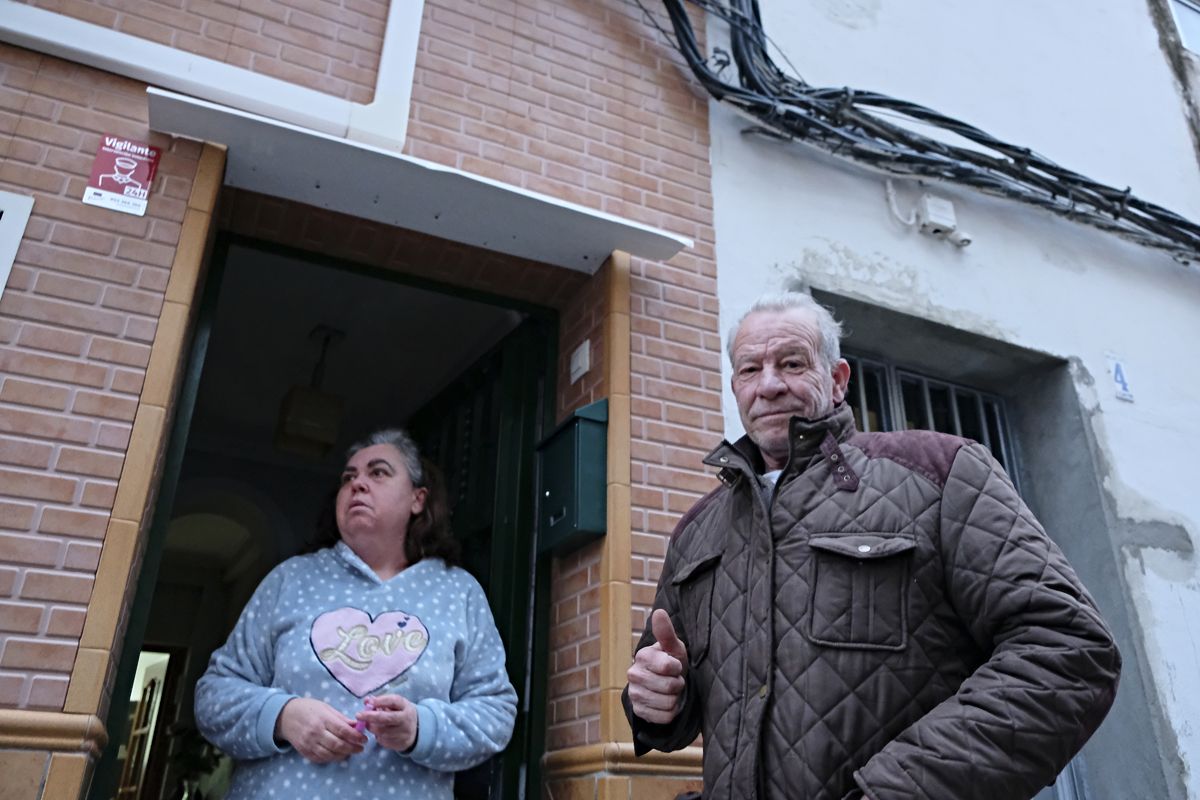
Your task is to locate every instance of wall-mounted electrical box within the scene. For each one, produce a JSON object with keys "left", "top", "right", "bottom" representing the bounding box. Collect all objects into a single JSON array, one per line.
[
  {"left": 536, "top": 399, "right": 607, "bottom": 555},
  {"left": 917, "top": 193, "right": 957, "bottom": 236}
]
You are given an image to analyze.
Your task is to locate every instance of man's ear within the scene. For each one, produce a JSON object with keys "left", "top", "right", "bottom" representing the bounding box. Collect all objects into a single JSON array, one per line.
[{"left": 830, "top": 358, "right": 852, "bottom": 403}]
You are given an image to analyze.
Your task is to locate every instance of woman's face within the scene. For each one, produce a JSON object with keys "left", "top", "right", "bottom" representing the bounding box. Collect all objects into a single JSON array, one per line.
[{"left": 336, "top": 443, "right": 427, "bottom": 544}]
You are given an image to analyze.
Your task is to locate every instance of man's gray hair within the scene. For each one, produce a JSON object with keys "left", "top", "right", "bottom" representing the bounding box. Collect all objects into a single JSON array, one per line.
[
  {"left": 726, "top": 292, "right": 844, "bottom": 367},
  {"left": 345, "top": 428, "right": 425, "bottom": 487}
]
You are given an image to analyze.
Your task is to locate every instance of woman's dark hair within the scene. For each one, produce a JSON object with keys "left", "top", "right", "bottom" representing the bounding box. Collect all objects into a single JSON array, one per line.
[{"left": 309, "top": 428, "right": 460, "bottom": 566}]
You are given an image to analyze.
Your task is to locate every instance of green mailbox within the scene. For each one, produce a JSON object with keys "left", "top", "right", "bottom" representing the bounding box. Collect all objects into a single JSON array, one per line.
[{"left": 536, "top": 399, "right": 607, "bottom": 555}]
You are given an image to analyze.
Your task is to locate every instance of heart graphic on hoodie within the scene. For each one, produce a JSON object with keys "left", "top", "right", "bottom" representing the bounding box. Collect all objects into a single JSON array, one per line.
[{"left": 311, "top": 608, "right": 429, "bottom": 697}]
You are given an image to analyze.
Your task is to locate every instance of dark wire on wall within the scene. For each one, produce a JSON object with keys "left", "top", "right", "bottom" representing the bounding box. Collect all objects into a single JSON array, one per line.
[{"left": 640, "top": 0, "right": 1200, "bottom": 263}]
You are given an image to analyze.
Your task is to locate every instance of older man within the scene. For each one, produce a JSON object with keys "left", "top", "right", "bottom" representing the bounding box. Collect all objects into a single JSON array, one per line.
[{"left": 623, "top": 292, "right": 1120, "bottom": 800}]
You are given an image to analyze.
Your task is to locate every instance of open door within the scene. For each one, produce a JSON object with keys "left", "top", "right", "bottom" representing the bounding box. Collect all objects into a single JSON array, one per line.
[
  {"left": 115, "top": 655, "right": 166, "bottom": 799},
  {"left": 410, "top": 316, "right": 554, "bottom": 800}
]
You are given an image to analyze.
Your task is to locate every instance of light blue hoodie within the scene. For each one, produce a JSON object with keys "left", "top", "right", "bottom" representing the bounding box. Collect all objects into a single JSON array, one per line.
[{"left": 195, "top": 542, "right": 517, "bottom": 799}]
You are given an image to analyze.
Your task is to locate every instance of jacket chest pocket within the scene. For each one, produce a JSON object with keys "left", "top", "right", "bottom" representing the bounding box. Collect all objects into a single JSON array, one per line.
[
  {"left": 807, "top": 533, "right": 916, "bottom": 651},
  {"left": 671, "top": 553, "right": 722, "bottom": 666}
]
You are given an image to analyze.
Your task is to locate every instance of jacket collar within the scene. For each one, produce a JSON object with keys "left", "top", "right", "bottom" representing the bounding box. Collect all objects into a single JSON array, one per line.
[{"left": 704, "top": 403, "right": 858, "bottom": 486}]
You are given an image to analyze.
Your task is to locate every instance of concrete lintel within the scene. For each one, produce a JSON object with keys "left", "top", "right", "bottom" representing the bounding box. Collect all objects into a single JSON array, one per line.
[{"left": 148, "top": 89, "right": 693, "bottom": 274}]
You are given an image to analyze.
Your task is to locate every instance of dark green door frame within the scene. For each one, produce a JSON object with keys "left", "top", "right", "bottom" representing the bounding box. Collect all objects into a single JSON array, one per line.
[{"left": 488, "top": 320, "right": 557, "bottom": 800}]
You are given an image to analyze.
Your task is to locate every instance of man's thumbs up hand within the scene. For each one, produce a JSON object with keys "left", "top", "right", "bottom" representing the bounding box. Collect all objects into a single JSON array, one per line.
[
  {"left": 627, "top": 609, "right": 689, "bottom": 724},
  {"left": 651, "top": 608, "right": 688, "bottom": 661}
]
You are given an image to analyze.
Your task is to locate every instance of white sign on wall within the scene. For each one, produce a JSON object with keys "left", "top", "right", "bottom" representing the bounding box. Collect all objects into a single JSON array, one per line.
[
  {"left": 1106, "top": 353, "right": 1135, "bottom": 402},
  {"left": 0, "top": 191, "right": 35, "bottom": 302}
]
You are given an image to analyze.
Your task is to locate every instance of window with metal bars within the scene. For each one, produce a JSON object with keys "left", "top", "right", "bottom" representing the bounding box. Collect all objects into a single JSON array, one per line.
[{"left": 845, "top": 353, "right": 1019, "bottom": 483}]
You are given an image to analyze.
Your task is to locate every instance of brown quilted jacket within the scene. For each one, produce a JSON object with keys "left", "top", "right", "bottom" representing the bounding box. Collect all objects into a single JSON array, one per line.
[{"left": 624, "top": 404, "right": 1120, "bottom": 800}]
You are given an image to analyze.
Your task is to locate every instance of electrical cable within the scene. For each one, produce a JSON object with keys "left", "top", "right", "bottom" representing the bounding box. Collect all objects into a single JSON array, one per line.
[
  {"left": 646, "top": 0, "right": 1200, "bottom": 263},
  {"left": 884, "top": 179, "right": 916, "bottom": 227}
]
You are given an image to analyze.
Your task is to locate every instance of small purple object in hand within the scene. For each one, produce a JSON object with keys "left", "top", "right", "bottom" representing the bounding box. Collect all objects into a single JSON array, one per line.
[{"left": 353, "top": 696, "right": 376, "bottom": 733}]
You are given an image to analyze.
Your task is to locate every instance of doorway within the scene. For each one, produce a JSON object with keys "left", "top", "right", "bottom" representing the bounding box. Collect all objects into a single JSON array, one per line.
[{"left": 89, "top": 235, "right": 557, "bottom": 800}]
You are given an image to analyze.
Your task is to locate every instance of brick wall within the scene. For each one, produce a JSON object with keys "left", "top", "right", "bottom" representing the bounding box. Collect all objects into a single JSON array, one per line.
[
  {"left": 16, "top": 0, "right": 384, "bottom": 103},
  {"left": 628, "top": 261, "right": 723, "bottom": 642},
  {"left": 0, "top": 44, "right": 203, "bottom": 710},
  {"left": 546, "top": 539, "right": 603, "bottom": 750},
  {"left": 404, "top": 0, "right": 722, "bottom": 751},
  {"left": 555, "top": 259, "right": 607, "bottom": 422}
]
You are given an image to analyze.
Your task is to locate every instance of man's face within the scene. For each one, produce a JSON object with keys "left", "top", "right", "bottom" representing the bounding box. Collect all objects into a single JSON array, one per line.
[{"left": 730, "top": 308, "right": 851, "bottom": 469}]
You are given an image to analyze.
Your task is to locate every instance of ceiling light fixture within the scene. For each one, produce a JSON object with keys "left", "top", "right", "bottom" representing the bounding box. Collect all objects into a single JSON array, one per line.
[{"left": 275, "top": 324, "right": 345, "bottom": 460}]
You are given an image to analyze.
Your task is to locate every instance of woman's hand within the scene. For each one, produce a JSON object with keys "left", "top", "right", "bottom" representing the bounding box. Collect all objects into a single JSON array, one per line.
[
  {"left": 356, "top": 694, "right": 419, "bottom": 753},
  {"left": 275, "top": 697, "right": 367, "bottom": 763}
]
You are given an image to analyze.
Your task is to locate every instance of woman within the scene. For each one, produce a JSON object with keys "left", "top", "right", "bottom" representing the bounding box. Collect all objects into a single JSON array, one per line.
[{"left": 195, "top": 429, "right": 517, "bottom": 799}]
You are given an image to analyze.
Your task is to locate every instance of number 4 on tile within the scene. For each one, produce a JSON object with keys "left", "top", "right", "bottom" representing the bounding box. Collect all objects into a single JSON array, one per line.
[{"left": 1106, "top": 354, "right": 1134, "bottom": 402}]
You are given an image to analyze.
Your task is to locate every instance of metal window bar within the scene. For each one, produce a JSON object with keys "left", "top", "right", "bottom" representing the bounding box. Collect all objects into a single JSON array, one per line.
[
  {"left": 921, "top": 378, "right": 936, "bottom": 432},
  {"left": 868, "top": 361, "right": 892, "bottom": 432},
  {"left": 948, "top": 386, "right": 963, "bottom": 437},
  {"left": 844, "top": 355, "right": 893, "bottom": 434},
  {"left": 844, "top": 353, "right": 1020, "bottom": 492},
  {"left": 897, "top": 375, "right": 927, "bottom": 430},
  {"left": 984, "top": 399, "right": 1015, "bottom": 477},
  {"left": 898, "top": 368, "right": 1019, "bottom": 492},
  {"left": 854, "top": 358, "right": 870, "bottom": 432},
  {"left": 975, "top": 394, "right": 992, "bottom": 451}
]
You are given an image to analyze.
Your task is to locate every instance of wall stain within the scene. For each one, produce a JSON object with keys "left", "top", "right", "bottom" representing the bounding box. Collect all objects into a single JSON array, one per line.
[
  {"left": 813, "top": 0, "right": 881, "bottom": 29},
  {"left": 775, "top": 240, "right": 1017, "bottom": 343},
  {"left": 1072, "top": 358, "right": 1196, "bottom": 557},
  {"left": 1036, "top": 239, "right": 1089, "bottom": 274}
]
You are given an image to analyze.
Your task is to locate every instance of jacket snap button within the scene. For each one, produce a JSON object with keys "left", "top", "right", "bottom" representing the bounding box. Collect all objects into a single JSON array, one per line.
[
  {"left": 837, "top": 466, "right": 845, "bottom": 473},
  {"left": 858, "top": 545, "right": 871, "bottom": 553},
  {"left": 842, "top": 475, "right": 850, "bottom": 482},
  {"left": 830, "top": 454, "right": 838, "bottom": 462},
  {"left": 719, "top": 456, "right": 728, "bottom": 463}
]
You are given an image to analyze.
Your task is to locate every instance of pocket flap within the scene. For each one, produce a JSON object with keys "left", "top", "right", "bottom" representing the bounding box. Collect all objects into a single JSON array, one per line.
[
  {"left": 809, "top": 533, "right": 916, "bottom": 559},
  {"left": 670, "top": 551, "right": 723, "bottom": 585}
]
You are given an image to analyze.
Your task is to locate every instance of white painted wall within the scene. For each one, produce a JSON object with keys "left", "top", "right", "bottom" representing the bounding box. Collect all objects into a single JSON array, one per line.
[{"left": 708, "top": 1, "right": 1200, "bottom": 796}]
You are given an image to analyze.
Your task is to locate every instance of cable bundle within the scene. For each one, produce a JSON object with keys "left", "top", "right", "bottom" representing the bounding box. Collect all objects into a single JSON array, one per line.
[{"left": 649, "top": 0, "right": 1200, "bottom": 263}]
